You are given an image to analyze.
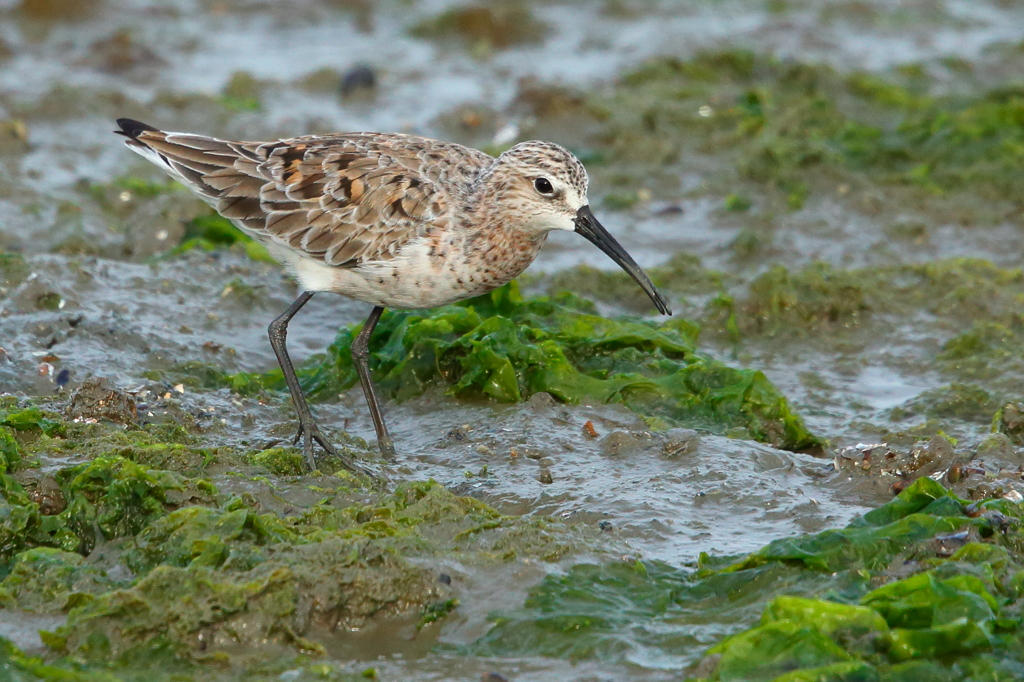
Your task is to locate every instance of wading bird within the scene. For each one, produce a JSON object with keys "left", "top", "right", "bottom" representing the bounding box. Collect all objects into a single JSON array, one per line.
[{"left": 115, "top": 118, "right": 670, "bottom": 473}]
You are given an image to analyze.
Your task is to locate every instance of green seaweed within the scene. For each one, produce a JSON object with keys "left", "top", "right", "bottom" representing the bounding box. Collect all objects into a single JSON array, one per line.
[
  {"left": 0, "top": 547, "right": 116, "bottom": 612},
  {"left": 0, "top": 404, "right": 585, "bottom": 670},
  {"left": 0, "top": 428, "right": 18, "bottom": 473},
  {"left": 111, "top": 176, "right": 182, "bottom": 198},
  {"left": 419, "top": 598, "right": 459, "bottom": 629},
  {"left": 0, "top": 419, "right": 222, "bottom": 561},
  {"left": 594, "top": 50, "right": 1024, "bottom": 208},
  {"left": 549, "top": 256, "right": 1024, "bottom": 353},
  {"left": 0, "top": 250, "right": 30, "bottom": 290},
  {"left": 706, "top": 620, "right": 858, "bottom": 682},
  {"left": 889, "top": 383, "right": 1002, "bottom": 422},
  {"left": 122, "top": 504, "right": 301, "bottom": 576},
  {"left": 55, "top": 456, "right": 183, "bottom": 555},
  {"left": 1, "top": 404, "right": 63, "bottom": 437},
  {"left": 469, "top": 478, "right": 1024, "bottom": 680},
  {"left": 724, "top": 193, "right": 752, "bottom": 211},
  {"left": 169, "top": 214, "right": 274, "bottom": 263},
  {"left": 737, "top": 263, "right": 867, "bottom": 334},
  {"left": 48, "top": 479, "right": 570, "bottom": 662},
  {"left": 87, "top": 176, "right": 184, "bottom": 208},
  {"left": 297, "top": 282, "right": 819, "bottom": 451},
  {"left": 726, "top": 258, "right": 1024, "bottom": 338},
  {"left": 3, "top": 455, "right": 200, "bottom": 561},
  {"left": 936, "top": 321, "right": 1024, "bottom": 403},
  {"left": 410, "top": 2, "right": 549, "bottom": 51},
  {"left": 246, "top": 448, "right": 304, "bottom": 477},
  {"left": 0, "top": 633, "right": 374, "bottom": 681},
  {"left": 219, "top": 71, "right": 262, "bottom": 112}
]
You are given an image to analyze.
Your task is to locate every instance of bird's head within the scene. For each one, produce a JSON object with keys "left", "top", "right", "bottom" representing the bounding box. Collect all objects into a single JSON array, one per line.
[{"left": 484, "top": 141, "right": 671, "bottom": 316}]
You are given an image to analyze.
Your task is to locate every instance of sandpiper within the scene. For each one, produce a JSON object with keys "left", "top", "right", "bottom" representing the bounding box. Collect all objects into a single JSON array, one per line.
[{"left": 114, "top": 118, "right": 671, "bottom": 473}]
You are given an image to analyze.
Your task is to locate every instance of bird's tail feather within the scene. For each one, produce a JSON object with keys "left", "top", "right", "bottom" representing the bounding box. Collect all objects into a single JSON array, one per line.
[{"left": 112, "top": 118, "right": 263, "bottom": 210}]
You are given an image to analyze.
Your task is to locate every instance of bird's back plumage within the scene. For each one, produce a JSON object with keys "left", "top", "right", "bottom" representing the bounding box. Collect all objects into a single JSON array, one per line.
[{"left": 115, "top": 118, "right": 492, "bottom": 269}]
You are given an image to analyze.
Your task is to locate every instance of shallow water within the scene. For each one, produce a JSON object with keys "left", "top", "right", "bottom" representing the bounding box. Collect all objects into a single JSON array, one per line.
[{"left": 3, "top": 0, "right": 1024, "bottom": 679}]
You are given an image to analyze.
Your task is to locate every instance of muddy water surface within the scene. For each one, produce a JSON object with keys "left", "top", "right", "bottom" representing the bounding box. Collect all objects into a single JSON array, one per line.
[{"left": 4, "top": 0, "right": 1024, "bottom": 680}]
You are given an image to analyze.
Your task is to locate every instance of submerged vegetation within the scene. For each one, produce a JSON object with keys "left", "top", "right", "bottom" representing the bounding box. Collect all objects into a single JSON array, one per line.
[
  {"left": 590, "top": 48, "right": 1024, "bottom": 212},
  {"left": 473, "top": 478, "right": 1024, "bottom": 680}
]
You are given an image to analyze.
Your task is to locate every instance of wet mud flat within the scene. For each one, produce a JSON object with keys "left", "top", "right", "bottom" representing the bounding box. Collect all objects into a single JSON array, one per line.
[{"left": 6, "top": 0, "right": 1024, "bottom": 680}]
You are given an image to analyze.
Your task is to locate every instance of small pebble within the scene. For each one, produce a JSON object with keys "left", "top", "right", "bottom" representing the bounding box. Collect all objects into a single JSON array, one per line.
[
  {"left": 583, "top": 420, "right": 598, "bottom": 438},
  {"left": 538, "top": 469, "right": 553, "bottom": 484},
  {"left": 442, "top": 425, "right": 469, "bottom": 445},
  {"left": 482, "top": 673, "right": 508, "bottom": 682},
  {"left": 439, "top": 573, "right": 451, "bottom": 585},
  {"left": 600, "top": 430, "right": 642, "bottom": 456},
  {"left": 341, "top": 64, "right": 376, "bottom": 97},
  {"left": 654, "top": 203, "right": 685, "bottom": 216},
  {"left": 66, "top": 377, "right": 137, "bottom": 425},
  {"left": 662, "top": 428, "right": 700, "bottom": 458},
  {"left": 599, "top": 520, "right": 613, "bottom": 532},
  {"left": 528, "top": 391, "right": 555, "bottom": 411},
  {"left": 891, "top": 479, "right": 911, "bottom": 495}
]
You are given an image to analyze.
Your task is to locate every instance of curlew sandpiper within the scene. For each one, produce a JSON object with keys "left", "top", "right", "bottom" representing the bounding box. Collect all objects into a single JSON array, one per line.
[{"left": 114, "top": 118, "right": 670, "bottom": 473}]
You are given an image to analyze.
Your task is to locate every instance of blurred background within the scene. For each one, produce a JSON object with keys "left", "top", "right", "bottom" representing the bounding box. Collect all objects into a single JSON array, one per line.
[{"left": 4, "top": 0, "right": 1024, "bottom": 679}]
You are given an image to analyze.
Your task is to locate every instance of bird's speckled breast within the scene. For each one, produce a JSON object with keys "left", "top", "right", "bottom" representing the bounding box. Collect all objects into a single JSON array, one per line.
[
  {"left": 399, "top": 226, "right": 547, "bottom": 308},
  {"left": 289, "top": 227, "right": 546, "bottom": 310}
]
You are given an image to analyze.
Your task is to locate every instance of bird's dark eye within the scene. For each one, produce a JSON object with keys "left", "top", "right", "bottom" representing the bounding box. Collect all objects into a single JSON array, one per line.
[{"left": 534, "top": 177, "right": 554, "bottom": 195}]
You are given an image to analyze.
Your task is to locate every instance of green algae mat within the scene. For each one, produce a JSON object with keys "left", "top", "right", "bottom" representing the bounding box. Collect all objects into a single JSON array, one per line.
[
  {"left": 470, "top": 477, "right": 1024, "bottom": 680},
  {"left": 6, "top": 413, "right": 1024, "bottom": 682},
  {"left": 0, "top": 397, "right": 576, "bottom": 679},
  {"left": 589, "top": 48, "right": 1024, "bottom": 213},
  {"left": 223, "top": 281, "right": 820, "bottom": 452}
]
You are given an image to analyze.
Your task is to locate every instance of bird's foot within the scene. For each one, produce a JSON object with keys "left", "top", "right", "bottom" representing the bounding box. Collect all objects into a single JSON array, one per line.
[{"left": 292, "top": 420, "right": 372, "bottom": 476}]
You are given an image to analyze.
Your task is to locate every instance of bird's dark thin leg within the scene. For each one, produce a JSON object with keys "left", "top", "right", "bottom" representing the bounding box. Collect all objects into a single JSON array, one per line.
[
  {"left": 268, "top": 291, "right": 367, "bottom": 474},
  {"left": 352, "top": 306, "right": 396, "bottom": 457}
]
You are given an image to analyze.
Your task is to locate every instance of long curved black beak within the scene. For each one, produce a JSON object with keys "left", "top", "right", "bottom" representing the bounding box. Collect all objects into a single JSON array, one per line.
[{"left": 574, "top": 205, "right": 671, "bottom": 315}]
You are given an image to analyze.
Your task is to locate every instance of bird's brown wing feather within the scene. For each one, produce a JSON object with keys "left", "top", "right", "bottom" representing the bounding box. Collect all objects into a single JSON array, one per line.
[{"left": 133, "top": 130, "right": 492, "bottom": 267}]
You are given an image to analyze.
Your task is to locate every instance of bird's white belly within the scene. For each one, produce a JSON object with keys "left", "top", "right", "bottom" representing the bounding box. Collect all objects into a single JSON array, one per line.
[{"left": 270, "top": 239, "right": 504, "bottom": 310}]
